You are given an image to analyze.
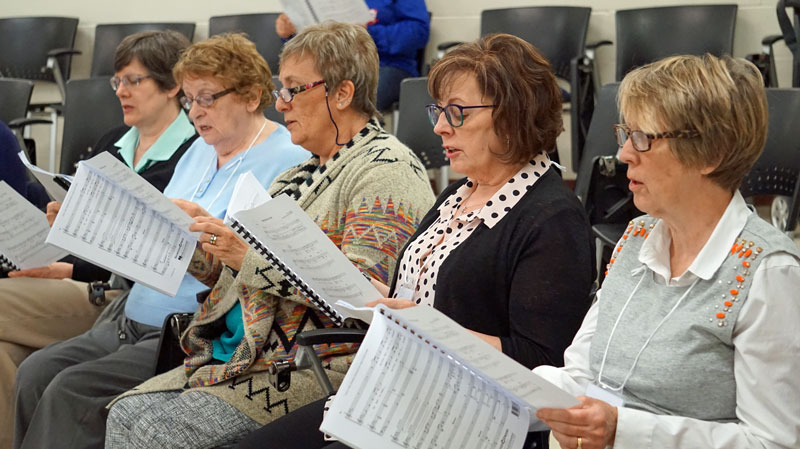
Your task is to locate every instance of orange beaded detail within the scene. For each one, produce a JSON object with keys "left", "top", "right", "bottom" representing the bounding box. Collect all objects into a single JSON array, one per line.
[
  {"left": 743, "top": 249, "right": 752, "bottom": 258},
  {"left": 742, "top": 261, "right": 750, "bottom": 268},
  {"left": 724, "top": 301, "right": 733, "bottom": 307},
  {"left": 716, "top": 312, "right": 726, "bottom": 319},
  {"left": 604, "top": 221, "right": 652, "bottom": 279},
  {"left": 736, "top": 275, "right": 744, "bottom": 283},
  {"left": 730, "top": 289, "right": 739, "bottom": 295}
]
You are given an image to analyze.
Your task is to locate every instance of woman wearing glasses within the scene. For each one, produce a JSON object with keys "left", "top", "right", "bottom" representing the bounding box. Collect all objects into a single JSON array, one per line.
[
  {"left": 5, "top": 30, "right": 198, "bottom": 449},
  {"left": 12, "top": 33, "right": 308, "bottom": 449},
  {"left": 534, "top": 55, "right": 800, "bottom": 449},
  {"left": 103, "top": 22, "right": 434, "bottom": 449},
  {"left": 233, "top": 32, "right": 595, "bottom": 449}
]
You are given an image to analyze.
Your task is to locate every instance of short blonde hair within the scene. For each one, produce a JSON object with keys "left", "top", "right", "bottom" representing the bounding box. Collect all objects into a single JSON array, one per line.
[
  {"left": 280, "top": 21, "right": 379, "bottom": 118},
  {"left": 428, "top": 33, "right": 563, "bottom": 165},
  {"left": 173, "top": 33, "right": 274, "bottom": 112},
  {"left": 619, "top": 54, "right": 767, "bottom": 191}
]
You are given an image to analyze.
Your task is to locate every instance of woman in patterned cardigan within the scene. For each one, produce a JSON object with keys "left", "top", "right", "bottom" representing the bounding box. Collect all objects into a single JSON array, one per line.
[{"left": 104, "top": 22, "right": 435, "bottom": 449}]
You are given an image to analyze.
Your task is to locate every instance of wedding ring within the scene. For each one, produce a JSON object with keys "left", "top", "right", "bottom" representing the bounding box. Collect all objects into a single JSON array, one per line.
[
  {"left": 577, "top": 437, "right": 582, "bottom": 449},
  {"left": 209, "top": 234, "right": 218, "bottom": 246}
]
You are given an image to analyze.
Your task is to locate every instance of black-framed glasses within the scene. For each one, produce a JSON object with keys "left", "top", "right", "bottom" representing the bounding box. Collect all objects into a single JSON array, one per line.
[
  {"left": 613, "top": 124, "right": 700, "bottom": 152},
  {"left": 272, "top": 80, "right": 326, "bottom": 103},
  {"left": 425, "top": 103, "right": 496, "bottom": 128},
  {"left": 179, "top": 88, "right": 235, "bottom": 111},
  {"left": 110, "top": 74, "right": 152, "bottom": 91}
]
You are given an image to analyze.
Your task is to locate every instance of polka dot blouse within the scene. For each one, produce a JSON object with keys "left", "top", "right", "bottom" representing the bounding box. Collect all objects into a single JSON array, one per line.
[{"left": 393, "top": 152, "right": 552, "bottom": 306}]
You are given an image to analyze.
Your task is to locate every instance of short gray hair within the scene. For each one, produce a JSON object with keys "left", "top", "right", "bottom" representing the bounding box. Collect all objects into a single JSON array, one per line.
[{"left": 280, "top": 21, "right": 379, "bottom": 118}]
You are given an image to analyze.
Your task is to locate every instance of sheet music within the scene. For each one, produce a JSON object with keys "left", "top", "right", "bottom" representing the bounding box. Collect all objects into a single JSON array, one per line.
[
  {"left": 280, "top": 0, "right": 374, "bottom": 31},
  {"left": 46, "top": 152, "right": 196, "bottom": 296},
  {"left": 321, "top": 307, "right": 531, "bottom": 449},
  {"left": 232, "top": 194, "right": 381, "bottom": 322},
  {"left": 17, "top": 151, "right": 69, "bottom": 202},
  {"left": 224, "top": 171, "right": 272, "bottom": 225},
  {"left": 392, "top": 305, "right": 580, "bottom": 412},
  {"left": 0, "top": 181, "right": 67, "bottom": 269}
]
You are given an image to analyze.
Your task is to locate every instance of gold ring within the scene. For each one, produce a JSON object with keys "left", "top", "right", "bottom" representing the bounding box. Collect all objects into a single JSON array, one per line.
[
  {"left": 577, "top": 437, "right": 582, "bottom": 449},
  {"left": 209, "top": 234, "right": 217, "bottom": 245}
]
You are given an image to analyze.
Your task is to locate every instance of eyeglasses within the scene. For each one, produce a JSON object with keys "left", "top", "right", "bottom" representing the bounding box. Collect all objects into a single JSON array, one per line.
[
  {"left": 425, "top": 103, "right": 496, "bottom": 128},
  {"left": 110, "top": 74, "right": 152, "bottom": 91},
  {"left": 179, "top": 88, "right": 235, "bottom": 111},
  {"left": 272, "top": 80, "right": 326, "bottom": 103},
  {"left": 613, "top": 124, "right": 700, "bottom": 152}
]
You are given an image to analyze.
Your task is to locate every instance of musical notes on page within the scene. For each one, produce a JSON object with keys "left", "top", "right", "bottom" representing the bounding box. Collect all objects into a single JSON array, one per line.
[{"left": 0, "top": 181, "right": 67, "bottom": 269}]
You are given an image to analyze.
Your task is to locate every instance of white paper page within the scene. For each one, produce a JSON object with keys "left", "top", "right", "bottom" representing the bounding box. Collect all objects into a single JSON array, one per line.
[
  {"left": 46, "top": 155, "right": 196, "bottom": 296},
  {"left": 391, "top": 305, "right": 580, "bottom": 413},
  {"left": 321, "top": 309, "right": 530, "bottom": 449},
  {"left": 224, "top": 172, "right": 272, "bottom": 225},
  {"left": 232, "top": 194, "right": 381, "bottom": 321},
  {"left": 0, "top": 182, "right": 68, "bottom": 269},
  {"left": 18, "top": 151, "right": 68, "bottom": 203},
  {"left": 280, "top": 0, "right": 373, "bottom": 31}
]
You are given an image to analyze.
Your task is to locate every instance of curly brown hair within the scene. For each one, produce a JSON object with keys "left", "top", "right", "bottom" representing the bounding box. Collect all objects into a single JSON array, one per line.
[
  {"left": 173, "top": 33, "right": 274, "bottom": 113},
  {"left": 428, "top": 33, "right": 563, "bottom": 164}
]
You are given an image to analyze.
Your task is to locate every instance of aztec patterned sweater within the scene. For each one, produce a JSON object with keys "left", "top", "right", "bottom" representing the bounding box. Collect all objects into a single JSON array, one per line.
[{"left": 114, "top": 119, "right": 435, "bottom": 425}]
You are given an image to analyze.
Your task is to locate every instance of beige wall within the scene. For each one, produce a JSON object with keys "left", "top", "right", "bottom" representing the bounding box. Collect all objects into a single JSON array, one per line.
[{"left": 2, "top": 0, "right": 793, "bottom": 172}]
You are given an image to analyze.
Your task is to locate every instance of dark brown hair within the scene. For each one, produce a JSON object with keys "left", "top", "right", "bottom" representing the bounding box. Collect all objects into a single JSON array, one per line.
[
  {"left": 428, "top": 33, "right": 563, "bottom": 164},
  {"left": 114, "top": 30, "right": 191, "bottom": 92}
]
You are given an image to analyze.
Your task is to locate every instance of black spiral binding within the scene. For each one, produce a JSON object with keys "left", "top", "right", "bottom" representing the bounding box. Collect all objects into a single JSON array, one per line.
[
  {"left": 230, "top": 219, "right": 344, "bottom": 326},
  {"left": 0, "top": 254, "right": 19, "bottom": 271}
]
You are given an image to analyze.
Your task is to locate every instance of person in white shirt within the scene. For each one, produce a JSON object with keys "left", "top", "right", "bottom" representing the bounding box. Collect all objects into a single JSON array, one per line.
[{"left": 534, "top": 54, "right": 800, "bottom": 449}]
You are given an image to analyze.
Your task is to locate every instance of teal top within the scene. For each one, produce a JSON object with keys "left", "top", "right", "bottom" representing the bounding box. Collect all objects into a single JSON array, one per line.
[
  {"left": 115, "top": 110, "right": 195, "bottom": 173},
  {"left": 212, "top": 302, "right": 245, "bottom": 362}
]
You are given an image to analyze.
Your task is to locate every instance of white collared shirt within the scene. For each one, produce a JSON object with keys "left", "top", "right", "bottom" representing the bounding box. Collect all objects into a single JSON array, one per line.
[{"left": 534, "top": 191, "right": 800, "bottom": 449}]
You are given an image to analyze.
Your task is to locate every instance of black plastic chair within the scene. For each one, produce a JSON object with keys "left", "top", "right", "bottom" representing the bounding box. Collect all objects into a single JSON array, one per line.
[
  {"left": 0, "top": 78, "right": 37, "bottom": 163},
  {"left": 0, "top": 78, "right": 34, "bottom": 126},
  {"left": 90, "top": 23, "right": 196, "bottom": 77},
  {"left": 437, "top": 7, "right": 596, "bottom": 172},
  {"left": 264, "top": 75, "right": 285, "bottom": 126},
  {"left": 209, "top": 13, "right": 283, "bottom": 72},
  {"left": 573, "top": 83, "right": 641, "bottom": 280},
  {"left": 59, "top": 77, "right": 124, "bottom": 174},
  {"left": 0, "top": 16, "right": 79, "bottom": 170},
  {"left": 740, "top": 88, "right": 800, "bottom": 233},
  {"left": 749, "top": 0, "right": 800, "bottom": 88},
  {"left": 615, "top": 5, "right": 738, "bottom": 81},
  {"left": 394, "top": 77, "right": 448, "bottom": 193}
]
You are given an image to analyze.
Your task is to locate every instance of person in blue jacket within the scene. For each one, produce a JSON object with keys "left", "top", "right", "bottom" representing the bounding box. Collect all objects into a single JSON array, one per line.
[{"left": 276, "top": 0, "right": 429, "bottom": 111}]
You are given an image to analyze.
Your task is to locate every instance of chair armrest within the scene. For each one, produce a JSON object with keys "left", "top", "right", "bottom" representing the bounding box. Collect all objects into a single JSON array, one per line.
[
  {"left": 295, "top": 328, "right": 367, "bottom": 347},
  {"left": 47, "top": 48, "right": 82, "bottom": 58},
  {"left": 7, "top": 117, "right": 52, "bottom": 129},
  {"left": 436, "top": 41, "right": 463, "bottom": 52},
  {"left": 586, "top": 40, "right": 613, "bottom": 51}
]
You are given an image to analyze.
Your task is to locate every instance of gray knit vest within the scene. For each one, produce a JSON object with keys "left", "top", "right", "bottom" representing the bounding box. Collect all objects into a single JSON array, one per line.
[{"left": 589, "top": 213, "right": 800, "bottom": 420}]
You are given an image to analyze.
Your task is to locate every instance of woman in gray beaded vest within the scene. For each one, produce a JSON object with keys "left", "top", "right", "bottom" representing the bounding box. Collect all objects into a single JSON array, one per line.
[{"left": 533, "top": 54, "right": 800, "bottom": 449}]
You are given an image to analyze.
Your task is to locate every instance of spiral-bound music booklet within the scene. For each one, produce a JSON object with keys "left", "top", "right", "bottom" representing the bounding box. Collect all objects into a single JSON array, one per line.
[
  {"left": 0, "top": 181, "right": 67, "bottom": 270},
  {"left": 230, "top": 193, "right": 380, "bottom": 325},
  {"left": 320, "top": 305, "right": 579, "bottom": 449}
]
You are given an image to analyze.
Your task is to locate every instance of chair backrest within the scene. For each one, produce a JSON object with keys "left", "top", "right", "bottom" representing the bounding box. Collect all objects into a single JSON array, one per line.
[
  {"left": 574, "top": 83, "right": 620, "bottom": 205},
  {"left": 480, "top": 7, "right": 591, "bottom": 80},
  {"left": 209, "top": 13, "right": 283, "bottom": 73},
  {"left": 0, "top": 17, "right": 78, "bottom": 82},
  {"left": 615, "top": 5, "right": 737, "bottom": 80},
  {"left": 263, "top": 75, "right": 285, "bottom": 125},
  {"left": 60, "top": 77, "right": 124, "bottom": 174},
  {"left": 740, "top": 88, "right": 800, "bottom": 231},
  {"left": 90, "top": 23, "right": 196, "bottom": 77},
  {"left": 0, "top": 79, "right": 34, "bottom": 124},
  {"left": 395, "top": 77, "right": 445, "bottom": 170}
]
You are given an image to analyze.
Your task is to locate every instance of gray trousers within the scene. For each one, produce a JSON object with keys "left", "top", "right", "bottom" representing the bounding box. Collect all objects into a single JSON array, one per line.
[
  {"left": 105, "top": 390, "right": 260, "bottom": 449},
  {"left": 13, "top": 316, "right": 160, "bottom": 449}
]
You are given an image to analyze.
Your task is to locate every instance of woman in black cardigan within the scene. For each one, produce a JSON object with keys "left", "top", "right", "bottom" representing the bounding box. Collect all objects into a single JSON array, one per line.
[{"left": 235, "top": 33, "right": 595, "bottom": 449}]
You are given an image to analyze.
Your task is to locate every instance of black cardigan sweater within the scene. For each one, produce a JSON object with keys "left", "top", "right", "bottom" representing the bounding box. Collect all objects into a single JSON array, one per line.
[
  {"left": 389, "top": 167, "right": 595, "bottom": 369},
  {"left": 65, "top": 126, "right": 198, "bottom": 282}
]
